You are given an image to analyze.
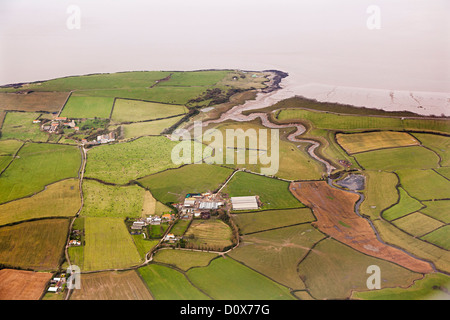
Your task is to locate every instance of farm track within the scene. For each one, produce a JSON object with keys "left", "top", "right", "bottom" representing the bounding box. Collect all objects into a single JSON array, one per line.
[{"left": 64, "top": 146, "right": 86, "bottom": 300}]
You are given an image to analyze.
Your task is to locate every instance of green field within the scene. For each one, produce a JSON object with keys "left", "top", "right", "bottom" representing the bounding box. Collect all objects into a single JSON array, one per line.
[
  {"left": 0, "top": 179, "right": 81, "bottom": 226},
  {"left": 393, "top": 212, "right": 444, "bottom": 237},
  {"left": 396, "top": 169, "right": 450, "bottom": 200},
  {"left": 352, "top": 273, "right": 450, "bottom": 300},
  {"left": 138, "top": 164, "right": 233, "bottom": 204},
  {"left": 73, "top": 86, "right": 209, "bottom": 105},
  {"left": 60, "top": 96, "right": 115, "bottom": 119},
  {"left": 297, "top": 238, "right": 422, "bottom": 300},
  {"left": 68, "top": 246, "right": 84, "bottom": 270},
  {"left": 0, "top": 219, "right": 69, "bottom": 271},
  {"left": 373, "top": 219, "right": 450, "bottom": 274},
  {"left": 111, "top": 99, "right": 187, "bottom": 123},
  {"left": 0, "top": 140, "right": 22, "bottom": 172},
  {"left": 277, "top": 109, "right": 403, "bottom": 131},
  {"left": 132, "top": 235, "right": 159, "bottom": 260},
  {"left": 184, "top": 219, "right": 233, "bottom": 251},
  {"left": 413, "top": 133, "right": 450, "bottom": 166},
  {"left": 229, "top": 224, "right": 325, "bottom": 290},
  {"left": 420, "top": 200, "right": 450, "bottom": 223},
  {"left": 437, "top": 167, "right": 450, "bottom": 179},
  {"left": 276, "top": 108, "right": 450, "bottom": 134},
  {"left": 421, "top": 225, "right": 450, "bottom": 250},
  {"left": 83, "top": 217, "right": 142, "bottom": 271},
  {"left": 0, "top": 112, "right": 48, "bottom": 142},
  {"left": 111, "top": 116, "right": 185, "bottom": 139},
  {"left": 158, "top": 70, "right": 230, "bottom": 87},
  {"left": 222, "top": 171, "right": 304, "bottom": 210},
  {"left": 84, "top": 136, "right": 186, "bottom": 184},
  {"left": 141, "top": 190, "right": 172, "bottom": 216},
  {"left": 81, "top": 179, "right": 146, "bottom": 218},
  {"left": 170, "top": 219, "right": 191, "bottom": 237},
  {"left": 0, "top": 140, "right": 23, "bottom": 156},
  {"left": 232, "top": 208, "right": 316, "bottom": 234},
  {"left": 207, "top": 121, "right": 325, "bottom": 180},
  {"left": 153, "top": 249, "right": 217, "bottom": 271},
  {"left": 216, "top": 71, "right": 269, "bottom": 90},
  {"left": 354, "top": 146, "right": 440, "bottom": 171},
  {"left": 0, "top": 71, "right": 172, "bottom": 93},
  {"left": 382, "top": 187, "right": 424, "bottom": 221},
  {"left": 187, "top": 256, "right": 295, "bottom": 300},
  {"left": 360, "top": 171, "right": 399, "bottom": 220},
  {"left": 0, "top": 143, "right": 81, "bottom": 204},
  {"left": 138, "top": 264, "right": 210, "bottom": 300},
  {"left": 148, "top": 224, "right": 169, "bottom": 239},
  {"left": 302, "top": 128, "right": 360, "bottom": 171},
  {"left": 0, "top": 156, "right": 12, "bottom": 173}
]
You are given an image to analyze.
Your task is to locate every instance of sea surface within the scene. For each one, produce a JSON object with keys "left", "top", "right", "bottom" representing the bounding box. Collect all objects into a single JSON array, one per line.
[{"left": 0, "top": 0, "right": 448, "bottom": 115}]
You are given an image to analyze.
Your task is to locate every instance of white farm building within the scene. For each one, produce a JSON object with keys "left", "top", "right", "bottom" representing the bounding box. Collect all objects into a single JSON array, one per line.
[{"left": 231, "top": 196, "right": 259, "bottom": 211}]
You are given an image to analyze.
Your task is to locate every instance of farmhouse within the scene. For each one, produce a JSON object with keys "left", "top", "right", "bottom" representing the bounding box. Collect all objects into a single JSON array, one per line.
[
  {"left": 231, "top": 196, "right": 259, "bottom": 211},
  {"left": 97, "top": 132, "right": 116, "bottom": 144},
  {"left": 162, "top": 214, "right": 175, "bottom": 222},
  {"left": 68, "top": 240, "right": 81, "bottom": 246},
  {"left": 131, "top": 221, "right": 145, "bottom": 230},
  {"left": 198, "top": 201, "right": 223, "bottom": 211},
  {"left": 164, "top": 233, "right": 179, "bottom": 243},
  {"left": 184, "top": 198, "right": 196, "bottom": 207},
  {"left": 47, "top": 274, "right": 66, "bottom": 293},
  {"left": 63, "top": 120, "right": 76, "bottom": 128}
]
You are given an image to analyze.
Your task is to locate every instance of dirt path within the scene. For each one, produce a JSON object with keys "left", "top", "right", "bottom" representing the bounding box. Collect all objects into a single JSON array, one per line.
[{"left": 64, "top": 146, "right": 87, "bottom": 300}]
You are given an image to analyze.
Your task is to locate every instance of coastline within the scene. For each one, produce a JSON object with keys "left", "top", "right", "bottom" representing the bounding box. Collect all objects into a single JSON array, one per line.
[
  {"left": 1, "top": 68, "right": 448, "bottom": 117},
  {"left": 273, "top": 79, "right": 450, "bottom": 118}
]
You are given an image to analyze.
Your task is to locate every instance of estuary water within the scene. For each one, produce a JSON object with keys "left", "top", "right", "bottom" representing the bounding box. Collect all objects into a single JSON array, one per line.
[{"left": 0, "top": 0, "right": 449, "bottom": 115}]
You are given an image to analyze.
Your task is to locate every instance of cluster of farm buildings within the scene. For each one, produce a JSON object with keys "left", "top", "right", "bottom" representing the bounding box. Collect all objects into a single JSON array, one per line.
[
  {"left": 33, "top": 116, "right": 116, "bottom": 145},
  {"left": 127, "top": 192, "right": 260, "bottom": 242},
  {"left": 130, "top": 214, "right": 175, "bottom": 234},
  {"left": 79, "top": 132, "right": 116, "bottom": 145},
  {"left": 36, "top": 116, "right": 79, "bottom": 134},
  {"left": 47, "top": 273, "right": 66, "bottom": 294},
  {"left": 177, "top": 193, "right": 260, "bottom": 218}
]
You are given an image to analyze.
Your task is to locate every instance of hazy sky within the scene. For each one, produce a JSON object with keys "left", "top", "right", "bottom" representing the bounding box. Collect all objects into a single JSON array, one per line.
[{"left": 0, "top": 0, "right": 449, "bottom": 94}]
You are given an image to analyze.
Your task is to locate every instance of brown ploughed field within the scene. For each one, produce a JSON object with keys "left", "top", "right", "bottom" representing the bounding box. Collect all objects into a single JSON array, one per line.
[
  {"left": 289, "top": 181, "right": 433, "bottom": 274},
  {"left": 0, "top": 269, "right": 52, "bottom": 300}
]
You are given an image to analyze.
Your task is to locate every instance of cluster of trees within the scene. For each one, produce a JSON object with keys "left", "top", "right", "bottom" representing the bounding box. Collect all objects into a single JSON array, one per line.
[
  {"left": 188, "top": 88, "right": 244, "bottom": 107},
  {"left": 218, "top": 210, "right": 239, "bottom": 250},
  {"left": 161, "top": 109, "right": 199, "bottom": 135}
]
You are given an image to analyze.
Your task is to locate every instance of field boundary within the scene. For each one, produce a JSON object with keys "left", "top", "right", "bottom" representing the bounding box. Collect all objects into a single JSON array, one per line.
[
  {"left": 273, "top": 109, "right": 450, "bottom": 135},
  {"left": 74, "top": 93, "right": 187, "bottom": 107},
  {"left": 223, "top": 254, "right": 300, "bottom": 299},
  {"left": 239, "top": 221, "right": 317, "bottom": 236},
  {"left": 111, "top": 113, "right": 188, "bottom": 126},
  {"left": 0, "top": 141, "right": 24, "bottom": 177},
  {"left": 57, "top": 91, "right": 73, "bottom": 117}
]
